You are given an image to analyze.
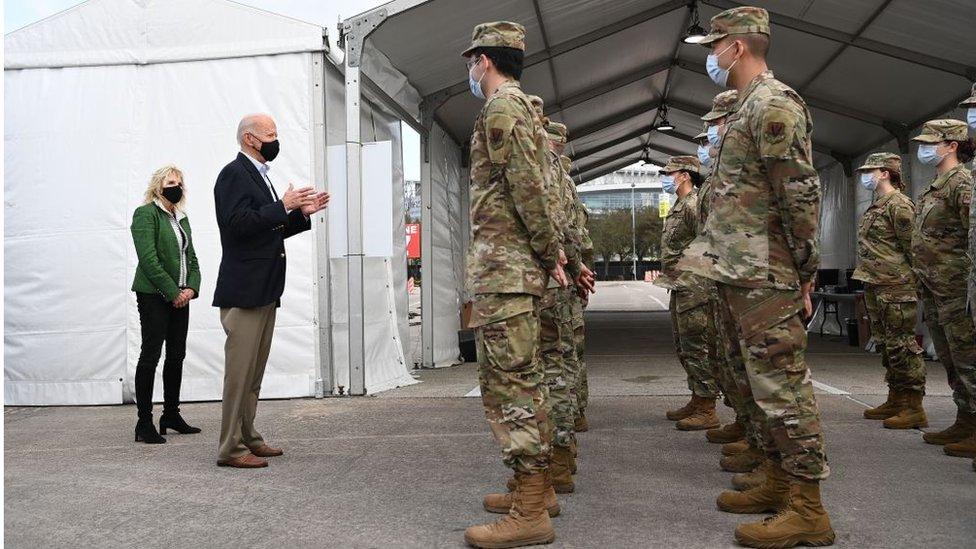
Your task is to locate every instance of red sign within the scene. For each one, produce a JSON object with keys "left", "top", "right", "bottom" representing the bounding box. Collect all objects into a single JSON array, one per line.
[{"left": 406, "top": 223, "right": 421, "bottom": 258}]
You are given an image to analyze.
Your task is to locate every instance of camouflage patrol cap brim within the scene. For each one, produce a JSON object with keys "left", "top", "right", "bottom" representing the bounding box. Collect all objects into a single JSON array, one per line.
[
  {"left": 662, "top": 155, "right": 701, "bottom": 174},
  {"left": 701, "top": 90, "right": 739, "bottom": 121},
  {"left": 959, "top": 83, "right": 976, "bottom": 108},
  {"left": 462, "top": 21, "right": 526, "bottom": 57},
  {"left": 698, "top": 6, "right": 770, "bottom": 47},
  {"left": 545, "top": 121, "right": 568, "bottom": 143},
  {"left": 911, "top": 119, "right": 969, "bottom": 143},
  {"left": 856, "top": 152, "right": 901, "bottom": 174},
  {"left": 694, "top": 123, "right": 708, "bottom": 140},
  {"left": 527, "top": 95, "right": 545, "bottom": 117}
]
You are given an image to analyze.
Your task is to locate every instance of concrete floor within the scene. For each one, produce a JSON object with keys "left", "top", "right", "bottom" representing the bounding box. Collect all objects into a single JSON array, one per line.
[{"left": 5, "top": 283, "right": 975, "bottom": 548}]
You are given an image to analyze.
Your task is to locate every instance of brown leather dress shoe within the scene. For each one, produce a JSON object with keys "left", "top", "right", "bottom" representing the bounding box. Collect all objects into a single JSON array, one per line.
[
  {"left": 217, "top": 454, "right": 268, "bottom": 468},
  {"left": 251, "top": 444, "right": 284, "bottom": 457}
]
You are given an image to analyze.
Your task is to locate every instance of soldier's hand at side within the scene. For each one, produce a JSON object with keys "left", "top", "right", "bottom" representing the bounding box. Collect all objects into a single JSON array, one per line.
[
  {"left": 558, "top": 249, "right": 568, "bottom": 266},
  {"left": 282, "top": 183, "right": 315, "bottom": 211},
  {"left": 577, "top": 264, "right": 596, "bottom": 294},
  {"left": 550, "top": 263, "right": 568, "bottom": 288},
  {"left": 801, "top": 280, "right": 814, "bottom": 320}
]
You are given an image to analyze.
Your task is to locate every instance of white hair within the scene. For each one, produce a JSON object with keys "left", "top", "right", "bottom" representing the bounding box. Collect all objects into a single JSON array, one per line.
[{"left": 236, "top": 113, "right": 270, "bottom": 146}]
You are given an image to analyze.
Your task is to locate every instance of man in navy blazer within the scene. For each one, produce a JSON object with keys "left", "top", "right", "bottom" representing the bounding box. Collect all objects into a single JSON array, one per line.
[{"left": 213, "top": 113, "right": 329, "bottom": 468}]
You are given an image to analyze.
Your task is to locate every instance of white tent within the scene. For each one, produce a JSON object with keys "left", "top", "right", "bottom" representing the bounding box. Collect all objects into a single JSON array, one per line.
[{"left": 4, "top": 0, "right": 424, "bottom": 405}]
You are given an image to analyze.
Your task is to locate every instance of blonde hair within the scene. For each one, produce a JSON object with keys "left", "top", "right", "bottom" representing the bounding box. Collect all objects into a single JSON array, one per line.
[{"left": 143, "top": 165, "right": 186, "bottom": 208}]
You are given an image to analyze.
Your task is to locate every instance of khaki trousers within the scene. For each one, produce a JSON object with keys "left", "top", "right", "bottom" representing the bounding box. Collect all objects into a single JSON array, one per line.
[{"left": 217, "top": 304, "right": 276, "bottom": 460}]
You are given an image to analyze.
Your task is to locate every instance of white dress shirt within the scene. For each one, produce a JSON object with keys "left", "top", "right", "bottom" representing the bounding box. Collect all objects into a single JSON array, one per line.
[{"left": 242, "top": 151, "right": 282, "bottom": 204}]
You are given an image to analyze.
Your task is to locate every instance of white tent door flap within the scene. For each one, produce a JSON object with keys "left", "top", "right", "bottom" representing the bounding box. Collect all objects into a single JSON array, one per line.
[{"left": 326, "top": 141, "right": 393, "bottom": 258}]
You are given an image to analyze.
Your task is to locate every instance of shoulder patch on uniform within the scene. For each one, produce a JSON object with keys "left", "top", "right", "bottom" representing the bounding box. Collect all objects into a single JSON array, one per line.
[{"left": 766, "top": 122, "right": 785, "bottom": 138}]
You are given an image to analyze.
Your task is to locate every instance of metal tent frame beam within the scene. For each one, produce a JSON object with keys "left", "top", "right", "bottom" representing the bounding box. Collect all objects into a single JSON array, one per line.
[
  {"left": 701, "top": 0, "right": 976, "bottom": 80},
  {"left": 544, "top": 58, "right": 673, "bottom": 117},
  {"left": 424, "top": 0, "right": 691, "bottom": 104},
  {"left": 572, "top": 141, "right": 688, "bottom": 177}
]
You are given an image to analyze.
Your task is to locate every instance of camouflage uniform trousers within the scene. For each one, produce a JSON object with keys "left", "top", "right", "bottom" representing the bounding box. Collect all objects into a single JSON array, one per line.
[
  {"left": 716, "top": 283, "right": 829, "bottom": 481},
  {"left": 539, "top": 287, "right": 579, "bottom": 448},
  {"left": 863, "top": 284, "right": 926, "bottom": 393},
  {"left": 571, "top": 292, "right": 588, "bottom": 416},
  {"left": 475, "top": 294, "right": 551, "bottom": 474},
  {"left": 919, "top": 285, "right": 976, "bottom": 416},
  {"left": 670, "top": 290, "right": 720, "bottom": 398},
  {"left": 706, "top": 291, "right": 758, "bottom": 433}
]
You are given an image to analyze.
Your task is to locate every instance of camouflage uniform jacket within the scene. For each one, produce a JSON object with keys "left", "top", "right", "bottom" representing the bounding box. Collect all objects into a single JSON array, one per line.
[
  {"left": 466, "top": 80, "right": 562, "bottom": 298},
  {"left": 911, "top": 163, "right": 973, "bottom": 298},
  {"left": 546, "top": 150, "right": 578, "bottom": 286},
  {"left": 677, "top": 71, "right": 821, "bottom": 290},
  {"left": 657, "top": 189, "right": 699, "bottom": 290},
  {"left": 852, "top": 191, "right": 916, "bottom": 286},
  {"left": 562, "top": 155, "right": 594, "bottom": 266}
]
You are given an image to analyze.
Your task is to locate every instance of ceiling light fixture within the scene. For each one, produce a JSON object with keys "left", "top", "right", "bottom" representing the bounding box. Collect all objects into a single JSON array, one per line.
[
  {"left": 655, "top": 105, "right": 675, "bottom": 132},
  {"left": 682, "top": 2, "right": 708, "bottom": 44}
]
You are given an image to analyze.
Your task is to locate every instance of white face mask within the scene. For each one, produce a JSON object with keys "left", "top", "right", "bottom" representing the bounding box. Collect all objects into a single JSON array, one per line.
[
  {"left": 468, "top": 58, "right": 486, "bottom": 100},
  {"left": 707, "top": 124, "right": 723, "bottom": 148},
  {"left": 968, "top": 108, "right": 976, "bottom": 131},
  {"left": 859, "top": 172, "right": 877, "bottom": 191},
  {"left": 706, "top": 42, "right": 738, "bottom": 88},
  {"left": 697, "top": 144, "right": 712, "bottom": 167},
  {"left": 917, "top": 144, "right": 946, "bottom": 166}
]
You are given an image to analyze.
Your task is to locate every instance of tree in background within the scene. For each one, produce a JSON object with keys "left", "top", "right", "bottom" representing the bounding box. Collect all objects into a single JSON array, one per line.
[{"left": 587, "top": 207, "right": 663, "bottom": 279}]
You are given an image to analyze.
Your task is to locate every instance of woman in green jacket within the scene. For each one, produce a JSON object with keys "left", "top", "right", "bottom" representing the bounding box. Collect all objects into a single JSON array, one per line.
[{"left": 130, "top": 165, "right": 202, "bottom": 444}]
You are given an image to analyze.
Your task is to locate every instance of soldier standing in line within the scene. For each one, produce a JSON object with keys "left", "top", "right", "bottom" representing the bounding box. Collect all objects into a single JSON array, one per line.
[
  {"left": 566, "top": 157, "right": 596, "bottom": 434},
  {"left": 962, "top": 85, "right": 976, "bottom": 473},
  {"left": 910, "top": 120, "right": 976, "bottom": 463},
  {"left": 851, "top": 153, "right": 928, "bottom": 430},
  {"left": 461, "top": 21, "right": 568, "bottom": 549},
  {"left": 653, "top": 155, "right": 722, "bottom": 431},
  {"left": 677, "top": 7, "right": 834, "bottom": 547}
]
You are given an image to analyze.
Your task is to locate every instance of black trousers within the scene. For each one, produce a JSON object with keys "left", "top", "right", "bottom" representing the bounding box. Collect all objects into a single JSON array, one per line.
[{"left": 135, "top": 292, "right": 189, "bottom": 421}]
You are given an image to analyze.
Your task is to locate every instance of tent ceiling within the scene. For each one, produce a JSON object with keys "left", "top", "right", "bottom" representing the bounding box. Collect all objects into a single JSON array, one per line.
[{"left": 351, "top": 0, "right": 976, "bottom": 182}]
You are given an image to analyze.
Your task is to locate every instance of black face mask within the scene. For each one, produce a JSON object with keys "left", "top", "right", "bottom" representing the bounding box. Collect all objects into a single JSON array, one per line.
[
  {"left": 162, "top": 186, "right": 183, "bottom": 204},
  {"left": 256, "top": 137, "right": 280, "bottom": 162}
]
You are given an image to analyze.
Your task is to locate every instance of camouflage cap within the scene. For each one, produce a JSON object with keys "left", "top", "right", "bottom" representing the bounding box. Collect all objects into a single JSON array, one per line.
[
  {"left": 545, "top": 120, "right": 568, "bottom": 143},
  {"left": 856, "top": 152, "right": 901, "bottom": 174},
  {"left": 527, "top": 94, "right": 545, "bottom": 117},
  {"left": 959, "top": 82, "right": 976, "bottom": 108},
  {"left": 911, "top": 119, "right": 969, "bottom": 143},
  {"left": 462, "top": 21, "right": 525, "bottom": 57},
  {"left": 662, "top": 155, "right": 701, "bottom": 174},
  {"left": 701, "top": 90, "right": 739, "bottom": 121},
  {"left": 698, "top": 6, "right": 770, "bottom": 47},
  {"left": 694, "top": 124, "right": 708, "bottom": 141}
]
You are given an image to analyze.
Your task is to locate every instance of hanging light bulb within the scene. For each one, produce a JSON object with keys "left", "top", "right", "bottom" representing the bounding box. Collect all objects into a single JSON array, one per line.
[
  {"left": 683, "top": 2, "right": 708, "bottom": 44},
  {"left": 655, "top": 105, "right": 675, "bottom": 132}
]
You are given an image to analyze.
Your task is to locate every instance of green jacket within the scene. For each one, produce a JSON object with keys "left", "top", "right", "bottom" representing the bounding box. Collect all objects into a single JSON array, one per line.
[{"left": 130, "top": 202, "right": 201, "bottom": 301}]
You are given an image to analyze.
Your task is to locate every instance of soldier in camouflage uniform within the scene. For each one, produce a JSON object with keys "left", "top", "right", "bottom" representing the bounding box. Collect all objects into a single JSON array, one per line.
[
  {"left": 677, "top": 8, "right": 834, "bottom": 547},
  {"left": 961, "top": 87, "right": 976, "bottom": 473},
  {"left": 569, "top": 163, "right": 595, "bottom": 432},
  {"left": 654, "top": 155, "right": 722, "bottom": 431},
  {"left": 461, "top": 21, "right": 566, "bottom": 549},
  {"left": 696, "top": 91, "right": 758, "bottom": 449},
  {"left": 910, "top": 120, "right": 976, "bottom": 461},
  {"left": 851, "top": 153, "right": 928, "bottom": 429}
]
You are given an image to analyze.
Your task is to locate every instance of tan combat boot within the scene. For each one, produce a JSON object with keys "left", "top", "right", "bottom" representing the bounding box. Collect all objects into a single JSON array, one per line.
[
  {"left": 721, "top": 445, "right": 765, "bottom": 473},
  {"left": 717, "top": 461, "right": 790, "bottom": 514},
  {"left": 487, "top": 474, "right": 559, "bottom": 517},
  {"left": 882, "top": 391, "right": 928, "bottom": 429},
  {"left": 734, "top": 479, "right": 835, "bottom": 548},
  {"left": 923, "top": 412, "right": 975, "bottom": 445},
  {"left": 666, "top": 395, "right": 699, "bottom": 421},
  {"left": 550, "top": 446, "right": 575, "bottom": 493},
  {"left": 466, "top": 472, "right": 556, "bottom": 548},
  {"left": 722, "top": 439, "right": 750, "bottom": 456},
  {"left": 944, "top": 433, "right": 976, "bottom": 458},
  {"left": 569, "top": 439, "right": 578, "bottom": 475},
  {"left": 676, "top": 398, "right": 721, "bottom": 431},
  {"left": 574, "top": 413, "right": 589, "bottom": 432},
  {"left": 863, "top": 388, "right": 903, "bottom": 420},
  {"left": 732, "top": 460, "right": 769, "bottom": 491},
  {"left": 707, "top": 417, "right": 747, "bottom": 444}
]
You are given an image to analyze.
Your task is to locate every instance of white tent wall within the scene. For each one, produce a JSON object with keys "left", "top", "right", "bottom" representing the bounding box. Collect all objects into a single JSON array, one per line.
[
  {"left": 322, "top": 60, "right": 417, "bottom": 394},
  {"left": 4, "top": 0, "right": 417, "bottom": 405},
  {"left": 427, "top": 123, "right": 465, "bottom": 368},
  {"left": 818, "top": 162, "right": 856, "bottom": 271},
  {"left": 5, "top": 51, "right": 321, "bottom": 406}
]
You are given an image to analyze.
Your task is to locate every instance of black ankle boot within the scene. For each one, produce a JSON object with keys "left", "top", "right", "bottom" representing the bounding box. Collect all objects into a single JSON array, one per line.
[
  {"left": 159, "top": 412, "right": 201, "bottom": 435},
  {"left": 135, "top": 419, "right": 166, "bottom": 444}
]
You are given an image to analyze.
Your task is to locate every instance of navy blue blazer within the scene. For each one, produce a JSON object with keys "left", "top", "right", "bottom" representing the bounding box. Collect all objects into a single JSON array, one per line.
[{"left": 212, "top": 152, "right": 311, "bottom": 308}]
